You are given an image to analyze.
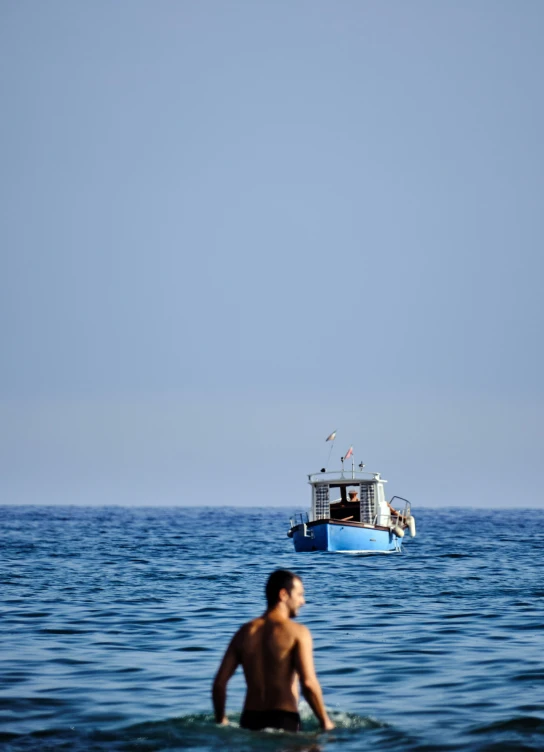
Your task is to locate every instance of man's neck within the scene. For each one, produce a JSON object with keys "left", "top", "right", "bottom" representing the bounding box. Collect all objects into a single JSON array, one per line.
[{"left": 265, "top": 603, "right": 291, "bottom": 621}]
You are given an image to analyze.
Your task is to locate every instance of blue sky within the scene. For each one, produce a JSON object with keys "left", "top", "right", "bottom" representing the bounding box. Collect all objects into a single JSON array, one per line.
[{"left": 1, "top": 1, "right": 543, "bottom": 507}]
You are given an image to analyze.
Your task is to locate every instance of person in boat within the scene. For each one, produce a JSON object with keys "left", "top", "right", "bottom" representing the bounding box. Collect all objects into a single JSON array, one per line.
[
  {"left": 348, "top": 490, "right": 359, "bottom": 502},
  {"left": 212, "top": 569, "right": 335, "bottom": 733},
  {"left": 387, "top": 501, "right": 401, "bottom": 517}
]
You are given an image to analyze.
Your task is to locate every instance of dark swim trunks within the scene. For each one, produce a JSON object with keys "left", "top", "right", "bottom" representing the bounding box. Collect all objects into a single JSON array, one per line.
[{"left": 240, "top": 709, "right": 301, "bottom": 732}]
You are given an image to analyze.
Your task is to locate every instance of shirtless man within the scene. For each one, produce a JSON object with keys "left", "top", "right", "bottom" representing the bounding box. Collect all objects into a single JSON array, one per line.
[{"left": 212, "top": 569, "right": 334, "bottom": 733}]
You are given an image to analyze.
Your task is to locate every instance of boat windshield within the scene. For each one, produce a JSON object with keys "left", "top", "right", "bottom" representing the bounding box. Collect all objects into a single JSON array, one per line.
[{"left": 325, "top": 484, "right": 366, "bottom": 523}]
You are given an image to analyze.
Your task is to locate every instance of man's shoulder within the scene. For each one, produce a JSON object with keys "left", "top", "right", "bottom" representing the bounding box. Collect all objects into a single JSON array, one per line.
[
  {"left": 235, "top": 616, "right": 265, "bottom": 637},
  {"left": 277, "top": 619, "right": 311, "bottom": 640},
  {"left": 236, "top": 616, "right": 311, "bottom": 639},
  {"left": 291, "top": 621, "right": 311, "bottom": 639}
]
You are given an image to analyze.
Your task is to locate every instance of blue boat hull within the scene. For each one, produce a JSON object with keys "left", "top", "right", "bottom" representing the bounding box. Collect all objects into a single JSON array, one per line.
[{"left": 291, "top": 520, "right": 401, "bottom": 553}]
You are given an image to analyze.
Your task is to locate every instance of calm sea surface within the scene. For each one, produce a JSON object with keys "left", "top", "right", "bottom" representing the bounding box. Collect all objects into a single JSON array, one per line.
[{"left": 1, "top": 505, "right": 543, "bottom": 752}]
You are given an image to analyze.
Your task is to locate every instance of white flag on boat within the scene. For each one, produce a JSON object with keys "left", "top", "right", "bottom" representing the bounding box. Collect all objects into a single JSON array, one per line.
[
  {"left": 344, "top": 446, "right": 353, "bottom": 460},
  {"left": 325, "top": 431, "right": 336, "bottom": 442}
]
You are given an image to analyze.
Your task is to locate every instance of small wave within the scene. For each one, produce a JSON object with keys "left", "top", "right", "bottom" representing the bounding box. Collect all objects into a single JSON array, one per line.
[
  {"left": 39, "top": 627, "right": 87, "bottom": 635},
  {"left": 437, "top": 553, "right": 471, "bottom": 559},
  {"left": 326, "top": 710, "right": 386, "bottom": 731},
  {"left": 93, "top": 711, "right": 388, "bottom": 752},
  {"left": 470, "top": 715, "right": 544, "bottom": 735},
  {"left": 0, "top": 711, "right": 394, "bottom": 752},
  {"left": 511, "top": 671, "right": 544, "bottom": 682}
]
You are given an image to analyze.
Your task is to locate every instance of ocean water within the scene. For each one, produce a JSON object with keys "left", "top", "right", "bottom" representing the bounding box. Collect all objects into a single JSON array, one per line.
[{"left": 1, "top": 505, "right": 543, "bottom": 752}]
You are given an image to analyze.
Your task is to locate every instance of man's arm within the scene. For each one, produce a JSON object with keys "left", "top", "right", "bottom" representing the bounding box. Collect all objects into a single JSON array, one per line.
[
  {"left": 294, "top": 625, "right": 335, "bottom": 731},
  {"left": 212, "top": 630, "right": 241, "bottom": 724}
]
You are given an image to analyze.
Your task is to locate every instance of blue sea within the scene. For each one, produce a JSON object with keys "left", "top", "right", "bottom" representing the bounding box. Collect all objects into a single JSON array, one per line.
[{"left": 1, "top": 505, "right": 543, "bottom": 752}]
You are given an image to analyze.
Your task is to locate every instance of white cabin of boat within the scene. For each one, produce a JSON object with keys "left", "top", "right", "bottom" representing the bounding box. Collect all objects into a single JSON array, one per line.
[{"left": 308, "top": 469, "right": 404, "bottom": 527}]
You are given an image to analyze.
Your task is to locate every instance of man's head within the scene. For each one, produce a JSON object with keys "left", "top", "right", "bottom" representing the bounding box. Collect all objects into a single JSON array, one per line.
[
  {"left": 349, "top": 490, "right": 358, "bottom": 500},
  {"left": 265, "top": 569, "right": 305, "bottom": 616}
]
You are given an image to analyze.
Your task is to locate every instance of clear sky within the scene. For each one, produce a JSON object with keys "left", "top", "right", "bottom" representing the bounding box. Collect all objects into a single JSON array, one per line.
[{"left": 1, "top": 1, "right": 543, "bottom": 507}]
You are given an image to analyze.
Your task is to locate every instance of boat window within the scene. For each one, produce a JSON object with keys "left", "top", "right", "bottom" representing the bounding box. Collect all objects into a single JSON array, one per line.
[
  {"left": 328, "top": 486, "right": 362, "bottom": 522},
  {"left": 315, "top": 484, "right": 330, "bottom": 519},
  {"left": 360, "top": 484, "right": 376, "bottom": 524}
]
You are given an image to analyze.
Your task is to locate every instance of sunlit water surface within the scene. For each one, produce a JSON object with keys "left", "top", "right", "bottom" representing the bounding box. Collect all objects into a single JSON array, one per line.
[{"left": 1, "top": 506, "right": 543, "bottom": 751}]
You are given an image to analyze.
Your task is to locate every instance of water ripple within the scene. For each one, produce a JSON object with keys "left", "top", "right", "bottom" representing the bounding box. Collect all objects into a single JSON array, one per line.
[{"left": 1, "top": 505, "right": 544, "bottom": 751}]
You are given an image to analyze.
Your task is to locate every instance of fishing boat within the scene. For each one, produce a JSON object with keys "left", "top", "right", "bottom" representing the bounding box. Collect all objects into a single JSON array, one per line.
[{"left": 287, "top": 462, "right": 416, "bottom": 554}]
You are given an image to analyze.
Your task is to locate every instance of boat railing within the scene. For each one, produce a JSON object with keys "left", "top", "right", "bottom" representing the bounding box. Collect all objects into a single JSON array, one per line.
[
  {"left": 290, "top": 511, "right": 309, "bottom": 528},
  {"left": 389, "top": 497, "right": 411, "bottom": 523},
  {"left": 291, "top": 499, "right": 412, "bottom": 529}
]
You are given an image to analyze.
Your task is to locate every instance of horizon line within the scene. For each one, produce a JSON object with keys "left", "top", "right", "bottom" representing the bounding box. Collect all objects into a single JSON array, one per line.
[{"left": 1, "top": 503, "right": 543, "bottom": 511}]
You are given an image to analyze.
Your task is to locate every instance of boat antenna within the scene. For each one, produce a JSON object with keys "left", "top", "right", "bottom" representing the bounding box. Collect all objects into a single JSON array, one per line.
[
  {"left": 343, "top": 445, "right": 353, "bottom": 478},
  {"left": 324, "top": 430, "right": 336, "bottom": 471}
]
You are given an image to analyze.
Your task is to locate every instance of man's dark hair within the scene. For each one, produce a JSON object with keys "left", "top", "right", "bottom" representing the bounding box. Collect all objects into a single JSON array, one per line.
[{"left": 265, "top": 569, "right": 300, "bottom": 609}]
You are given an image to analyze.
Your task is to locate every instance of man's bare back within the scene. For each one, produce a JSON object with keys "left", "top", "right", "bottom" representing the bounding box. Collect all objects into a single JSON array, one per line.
[
  {"left": 212, "top": 570, "right": 334, "bottom": 732},
  {"left": 235, "top": 614, "right": 303, "bottom": 712}
]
